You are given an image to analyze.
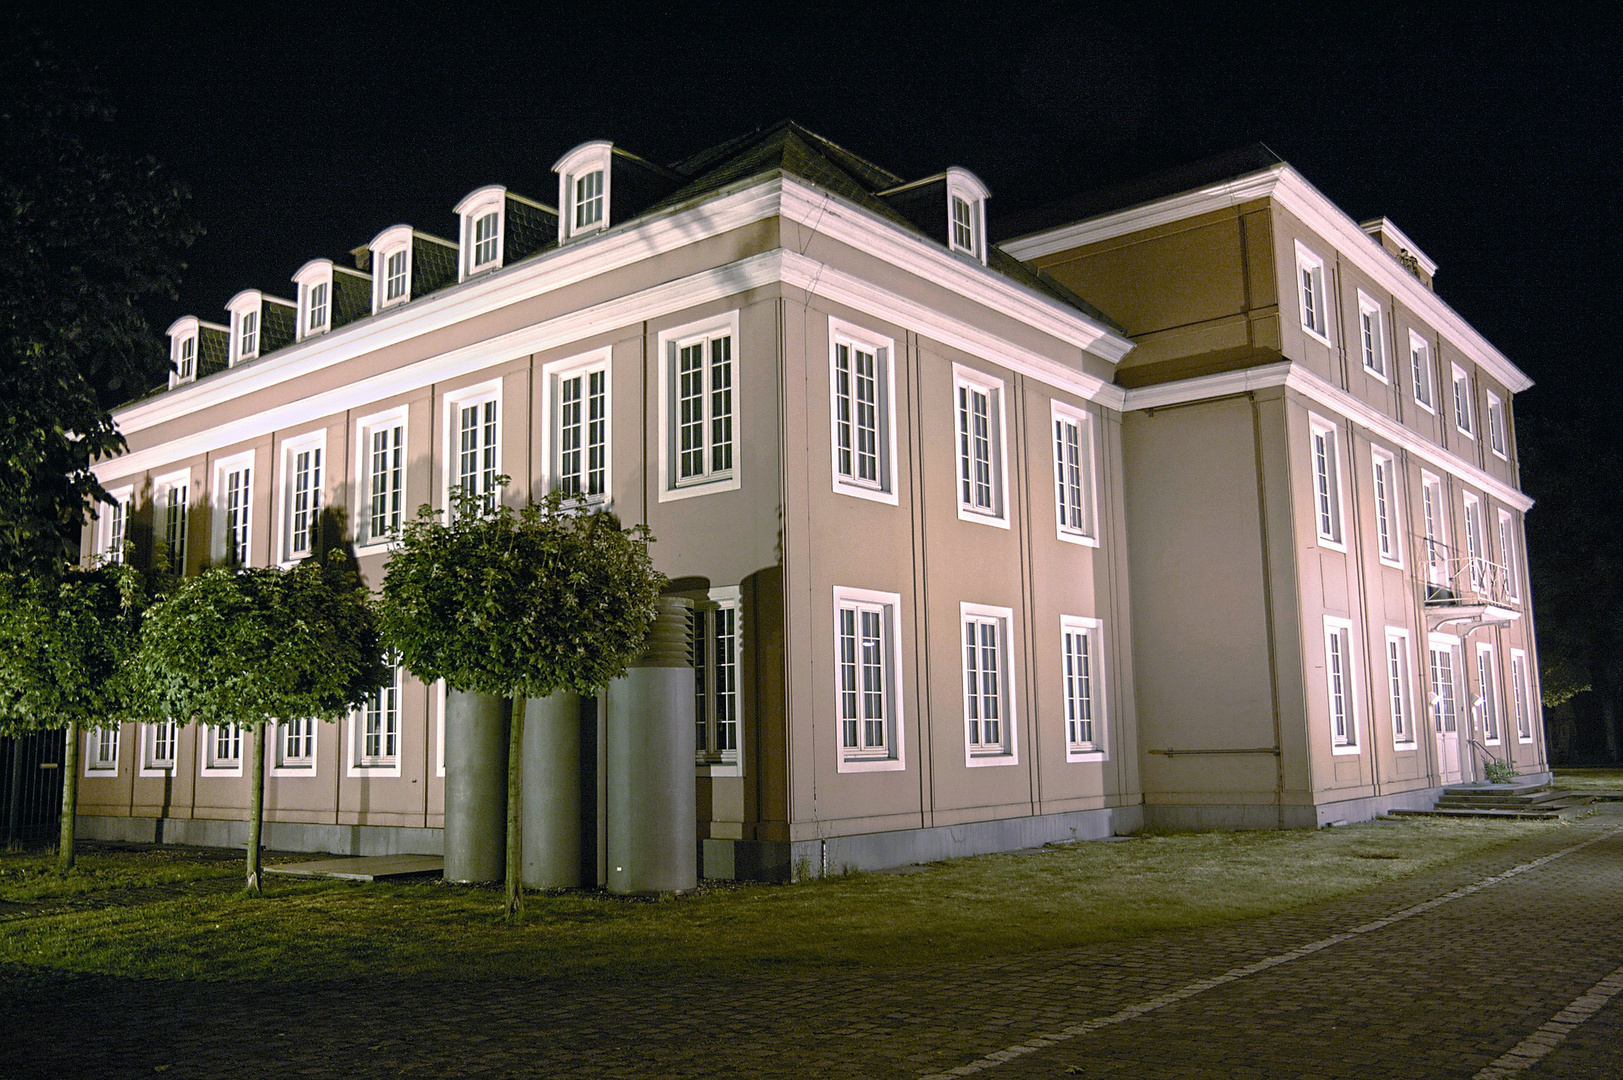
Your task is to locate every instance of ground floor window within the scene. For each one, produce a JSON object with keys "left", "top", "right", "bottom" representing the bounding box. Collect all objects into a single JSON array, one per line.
[
  {"left": 143, "top": 720, "right": 177, "bottom": 774},
  {"left": 1060, "top": 616, "right": 1104, "bottom": 757},
  {"left": 202, "top": 723, "right": 243, "bottom": 775},
  {"left": 833, "top": 586, "right": 904, "bottom": 772},
  {"left": 350, "top": 666, "right": 401, "bottom": 775},
  {"left": 276, "top": 717, "right": 316, "bottom": 773},
  {"left": 963, "top": 603, "right": 1016, "bottom": 764},
  {"left": 85, "top": 726, "right": 119, "bottom": 774},
  {"left": 692, "top": 591, "right": 742, "bottom": 771}
]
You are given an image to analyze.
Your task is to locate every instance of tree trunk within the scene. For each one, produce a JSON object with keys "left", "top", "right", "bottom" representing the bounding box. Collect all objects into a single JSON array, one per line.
[
  {"left": 505, "top": 694, "right": 526, "bottom": 920},
  {"left": 58, "top": 722, "right": 79, "bottom": 871},
  {"left": 246, "top": 725, "right": 265, "bottom": 894}
]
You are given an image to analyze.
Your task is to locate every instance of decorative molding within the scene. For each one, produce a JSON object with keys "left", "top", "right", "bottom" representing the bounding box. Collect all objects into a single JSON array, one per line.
[
  {"left": 1003, "top": 165, "right": 1533, "bottom": 394},
  {"left": 1121, "top": 361, "right": 1534, "bottom": 512}
]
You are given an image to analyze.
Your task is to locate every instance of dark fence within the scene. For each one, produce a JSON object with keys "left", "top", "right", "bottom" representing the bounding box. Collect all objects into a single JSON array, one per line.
[{"left": 1, "top": 730, "right": 66, "bottom": 849}]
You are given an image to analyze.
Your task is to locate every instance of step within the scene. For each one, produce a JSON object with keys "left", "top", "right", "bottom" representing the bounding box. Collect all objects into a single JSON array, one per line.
[
  {"left": 1387, "top": 801, "right": 1592, "bottom": 822},
  {"left": 1442, "top": 781, "right": 1550, "bottom": 798}
]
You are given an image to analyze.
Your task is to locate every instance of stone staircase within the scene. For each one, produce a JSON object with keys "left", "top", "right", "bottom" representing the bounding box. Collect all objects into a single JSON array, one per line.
[{"left": 1387, "top": 781, "right": 1595, "bottom": 821}]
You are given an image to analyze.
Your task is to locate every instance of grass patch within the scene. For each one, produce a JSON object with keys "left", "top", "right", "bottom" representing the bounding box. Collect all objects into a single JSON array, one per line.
[
  {"left": 0, "top": 847, "right": 243, "bottom": 903},
  {"left": 0, "top": 818, "right": 1559, "bottom": 985},
  {"left": 1554, "top": 767, "right": 1623, "bottom": 795}
]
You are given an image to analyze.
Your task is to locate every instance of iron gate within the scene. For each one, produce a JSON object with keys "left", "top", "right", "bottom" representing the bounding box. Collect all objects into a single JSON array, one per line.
[{"left": 1, "top": 730, "right": 66, "bottom": 849}]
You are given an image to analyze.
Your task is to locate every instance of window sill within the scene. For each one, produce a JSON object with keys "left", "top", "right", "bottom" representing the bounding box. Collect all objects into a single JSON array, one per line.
[
  {"left": 1393, "top": 740, "right": 1418, "bottom": 752},
  {"left": 1301, "top": 324, "right": 1333, "bottom": 348},
  {"left": 1056, "top": 528, "right": 1100, "bottom": 548},
  {"left": 1378, "top": 555, "right": 1404, "bottom": 570},
  {"left": 1331, "top": 743, "right": 1361, "bottom": 757},
  {"left": 1315, "top": 536, "right": 1348, "bottom": 554},
  {"left": 270, "top": 763, "right": 318, "bottom": 778},
  {"left": 837, "top": 755, "right": 905, "bottom": 774},
  {"left": 833, "top": 480, "right": 899, "bottom": 506},
  {"left": 1066, "top": 749, "right": 1108, "bottom": 763},
  {"left": 659, "top": 475, "right": 741, "bottom": 504},
  {"left": 199, "top": 766, "right": 244, "bottom": 778},
  {"left": 695, "top": 761, "right": 743, "bottom": 778},
  {"left": 966, "top": 752, "right": 1019, "bottom": 768},
  {"left": 956, "top": 505, "right": 1011, "bottom": 530},
  {"left": 347, "top": 763, "right": 403, "bottom": 779}
]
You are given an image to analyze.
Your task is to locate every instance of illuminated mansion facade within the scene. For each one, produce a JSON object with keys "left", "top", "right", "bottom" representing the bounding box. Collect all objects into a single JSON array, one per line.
[{"left": 77, "top": 126, "right": 1545, "bottom": 879}]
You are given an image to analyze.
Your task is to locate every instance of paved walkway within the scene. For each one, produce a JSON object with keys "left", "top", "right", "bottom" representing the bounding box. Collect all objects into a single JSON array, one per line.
[{"left": 2, "top": 810, "right": 1620, "bottom": 1079}]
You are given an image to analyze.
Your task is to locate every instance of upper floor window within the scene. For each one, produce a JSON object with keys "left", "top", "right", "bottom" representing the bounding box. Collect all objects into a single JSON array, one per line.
[
  {"left": 1452, "top": 364, "right": 1475, "bottom": 438},
  {"left": 1357, "top": 292, "right": 1387, "bottom": 381},
  {"left": 240, "top": 310, "right": 259, "bottom": 359},
  {"left": 357, "top": 409, "right": 406, "bottom": 547},
  {"left": 1409, "top": 331, "right": 1435, "bottom": 413},
  {"left": 385, "top": 250, "right": 408, "bottom": 302},
  {"left": 544, "top": 351, "right": 611, "bottom": 506},
  {"left": 657, "top": 313, "right": 739, "bottom": 501},
  {"left": 456, "top": 187, "right": 507, "bottom": 279},
  {"left": 962, "top": 603, "right": 1016, "bottom": 764},
  {"left": 101, "top": 487, "right": 131, "bottom": 564},
  {"left": 308, "top": 283, "right": 328, "bottom": 331},
  {"left": 155, "top": 471, "right": 189, "bottom": 572},
  {"left": 293, "top": 260, "right": 335, "bottom": 341},
  {"left": 1477, "top": 644, "right": 1501, "bottom": 745},
  {"left": 1486, "top": 391, "right": 1508, "bottom": 459},
  {"left": 1371, "top": 447, "right": 1401, "bottom": 566},
  {"left": 281, "top": 432, "right": 324, "bottom": 563},
  {"left": 1052, "top": 403, "right": 1097, "bottom": 545},
  {"left": 226, "top": 290, "right": 283, "bottom": 366},
  {"left": 167, "top": 316, "right": 208, "bottom": 388},
  {"left": 954, "top": 365, "right": 1008, "bottom": 528},
  {"left": 1421, "top": 472, "right": 1445, "bottom": 587},
  {"left": 944, "top": 167, "right": 990, "bottom": 264},
  {"left": 1510, "top": 650, "right": 1533, "bottom": 743},
  {"left": 555, "top": 141, "right": 613, "bottom": 242},
  {"left": 1295, "top": 242, "right": 1331, "bottom": 344},
  {"left": 1324, "top": 616, "right": 1359, "bottom": 753},
  {"left": 1308, "top": 415, "right": 1345, "bottom": 549},
  {"left": 369, "top": 226, "right": 415, "bottom": 311},
  {"left": 214, "top": 452, "right": 254, "bottom": 565},
  {"left": 1061, "top": 615, "right": 1105, "bottom": 757},
  {"left": 1462, "top": 491, "right": 1486, "bottom": 591},
  {"left": 1496, "top": 509, "right": 1520, "bottom": 601},
  {"left": 833, "top": 586, "right": 904, "bottom": 773},
  {"left": 177, "top": 335, "right": 196, "bottom": 381},
  {"left": 828, "top": 320, "right": 896, "bottom": 504},
  {"left": 446, "top": 384, "right": 501, "bottom": 516}
]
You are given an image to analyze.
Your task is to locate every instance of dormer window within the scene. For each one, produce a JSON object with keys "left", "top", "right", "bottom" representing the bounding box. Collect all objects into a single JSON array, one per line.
[
  {"left": 943, "top": 167, "right": 990, "bottom": 264},
  {"left": 293, "top": 260, "right": 336, "bottom": 340},
  {"left": 177, "top": 335, "right": 196, "bottom": 381},
  {"left": 473, "top": 213, "right": 499, "bottom": 266},
  {"left": 240, "top": 310, "right": 259, "bottom": 357},
  {"left": 308, "top": 283, "right": 328, "bottom": 330},
  {"left": 369, "top": 226, "right": 415, "bottom": 311},
  {"left": 454, "top": 187, "right": 507, "bottom": 279},
  {"left": 226, "top": 291, "right": 267, "bottom": 366},
  {"left": 385, "top": 251, "right": 408, "bottom": 301},
  {"left": 555, "top": 141, "right": 614, "bottom": 242},
  {"left": 167, "top": 315, "right": 225, "bottom": 388}
]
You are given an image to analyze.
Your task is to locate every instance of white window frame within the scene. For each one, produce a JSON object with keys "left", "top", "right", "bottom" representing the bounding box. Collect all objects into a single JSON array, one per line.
[
  {"left": 348, "top": 665, "right": 402, "bottom": 777},
  {"left": 1409, "top": 330, "right": 1436, "bottom": 414},
  {"left": 1370, "top": 447, "right": 1402, "bottom": 567},
  {"left": 370, "top": 226, "right": 414, "bottom": 311},
  {"left": 1486, "top": 391, "right": 1508, "bottom": 459},
  {"left": 1294, "top": 241, "right": 1331, "bottom": 345},
  {"left": 1385, "top": 629, "right": 1417, "bottom": 750},
  {"left": 455, "top": 186, "right": 506, "bottom": 279},
  {"left": 154, "top": 470, "right": 190, "bottom": 572},
  {"left": 541, "top": 349, "right": 613, "bottom": 508},
  {"left": 1477, "top": 642, "right": 1502, "bottom": 746},
  {"left": 278, "top": 430, "right": 326, "bottom": 565},
  {"left": 1308, "top": 414, "right": 1346, "bottom": 550},
  {"left": 1463, "top": 491, "right": 1486, "bottom": 592},
  {"left": 170, "top": 323, "right": 199, "bottom": 387},
  {"left": 355, "top": 406, "right": 408, "bottom": 549},
  {"left": 656, "top": 311, "right": 741, "bottom": 502},
  {"left": 1452, "top": 364, "right": 1475, "bottom": 439},
  {"left": 1510, "top": 649, "right": 1534, "bottom": 744},
  {"left": 270, "top": 717, "right": 318, "bottom": 777},
  {"left": 212, "top": 450, "right": 255, "bottom": 565},
  {"left": 1428, "top": 632, "right": 1463, "bottom": 740},
  {"left": 953, "top": 364, "right": 1011, "bottom": 529},
  {"left": 827, "top": 318, "right": 898, "bottom": 505},
  {"left": 225, "top": 291, "right": 275, "bottom": 367},
  {"left": 139, "top": 720, "right": 178, "bottom": 777},
  {"left": 1496, "top": 508, "right": 1519, "bottom": 601},
  {"left": 1052, "top": 401, "right": 1099, "bottom": 546},
  {"left": 293, "top": 260, "right": 335, "bottom": 340},
  {"left": 1323, "top": 616, "right": 1360, "bottom": 754},
  {"left": 692, "top": 586, "right": 744, "bottom": 777},
  {"left": 443, "top": 381, "right": 503, "bottom": 517},
  {"left": 944, "top": 167, "right": 990, "bottom": 265},
  {"left": 555, "top": 141, "right": 613, "bottom": 242},
  {"left": 199, "top": 722, "right": 244, "bottom": 777},
  {"left": 1357, "top": 291, "right": 1388, "bottom": 382},
  {"left": 961, "top": 602, "right": 1018, "bottom": 766},
  {"left": 84, "top": 725, "right": 120, "bottom": 776},
  {"left": 832, "top": 586, "right": 906, "bottom": 774},
  {"left": 100, "top": 485, "right": 132, "bottom": 564},
  {"left": 1421, "top": 471, "right": 1446, "bottom": 588},
  {"left": 1060, "top": 615, "right": 1106, "bottom": 761}
]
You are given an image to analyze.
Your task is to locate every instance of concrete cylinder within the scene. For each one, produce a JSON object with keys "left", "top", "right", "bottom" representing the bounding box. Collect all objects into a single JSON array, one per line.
[
  {"left": 521, "top": 688, "right": 582, "bottom": 890},
  {"left": 606, "top": 597, "right": 697, "bottom": 894},
  {"left": 443, "top": 688, "right": 509, "bottom": 884}
]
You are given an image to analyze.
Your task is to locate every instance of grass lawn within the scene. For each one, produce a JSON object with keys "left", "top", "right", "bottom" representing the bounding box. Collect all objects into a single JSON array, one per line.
[
  {"left": 1553, "top": 767, "right": 1623, "bottom": 795},
  {"left": 0, "top": 818, "right": 1560, "bottom": 986}
]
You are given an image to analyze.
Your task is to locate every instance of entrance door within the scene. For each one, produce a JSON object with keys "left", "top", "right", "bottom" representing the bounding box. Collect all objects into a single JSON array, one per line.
[{"left": 1430, "top": 644, "right": 1462, "bottom": 784}]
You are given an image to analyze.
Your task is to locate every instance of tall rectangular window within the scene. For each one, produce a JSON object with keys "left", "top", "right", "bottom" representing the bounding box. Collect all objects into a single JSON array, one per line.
[
  {"left": 550, "top": 356, "right": 610, "bottom": 504},
  {"left": 1053, "top": 406, "right": 1096, "bottom": 543},
  {"left": 203, "top": 723, "right": 243, "bottom": 774},
  {"left": 282, "top": 437, "right": 323, "bottom": 562},
  {"left": 574, "top": 170, "right": 604, "bottom": 230},
  {"left": 1463, "top": 493, "right": 1486, "bottom": 592},
  {"left": 1430, "top": 642, "right": 1459, "bottom": 735},
  {"left": 158, "top": 475, "right": 188, "bottom": 570},
  {"left": 178, "top": 335, "right": 196, "bottom": 381},
  {"left": 1061, "top": 616, "right": 1104, "bottom": 755},
  {"left": 353, "top": 666, "right": 401, "bottom": 772},
  {"left": 1296, "top": 243, "right": 1330, "bottom": 342},
  {"left": 833, "top": 342, "right": 882, "bottom": 489},
  {"left": 1486, "top": 392, "right": 1508, "bottom": 458},
  {"left": 103, "top": 492, "right": 128, "bottom": 563},
  {"left": 144, "top": 720, "right": 177, "bottom": 773},
  {"left": 240, "top": 309, "right": 258, "bottom": 358},
  {"left": 692, "top": 596, "right": 741, "bottom": 769},
  {"left": 358, "top": 416, "right": 405, "bottom": 546},
  {"left": 86, "top": 726, "right": 119, "bottom": 774},
  {"left": 1325, "top": 619, "right": 1357, "bottom": 750},
  {"left": 954, "top": 367, "right": 1006, "bottom": 524},
  {"left": 385, "top": 249, "right": 408, "bottom": 303},
  {"left": 951, "top": 196, "right": 976, "bottom": 253},
  {"left": 1452, "top": 364, "right": 1475, "bottom": 438},
  {"left": 672, "top": 332, "right": 733, "bottom": 487},
  {"left": 1309, "top": 416, "right": 1343, "bottom": 546},
  {"left": 454, "top": 395, "right": 500, "bottom": 514},
  {"left": 473, "top": 212, "right": 500, "bottom": 268},
  {"left": 1371, "top": 448, "right": 1400, "bottom": 565},
  {"left": 1477, "top": 645, "right": 1501, "bottom": 744},
  {"left": 1410, "top": 332, "right": 1435, "bottom": 412},
  {"left": 308, "top": 281, "right": 328, "bottom": 331},
  {"left": 1510, "top": 651, "right": 1533, "bottom": 742},
  {"left": 1358, "top": 293, "right": 1387, "bottom": 379},
  {"left": 834, "top": 587, "right": 901, "bottom": 770},
  {"left": 1386, "top": 631, "right": 1415, "bottom": 746},
  {"left": 1422, "top": 473, "right": 1445, "bottom": 587},
  {"left": 962, "top": 604, "right": 1015, "bottom": 761},
  {"left": 216, "top": 458, "right": 253, "bottom": 565},
  {"left": 1497, "top": 509, "right": 1519, "bottom": 600}
]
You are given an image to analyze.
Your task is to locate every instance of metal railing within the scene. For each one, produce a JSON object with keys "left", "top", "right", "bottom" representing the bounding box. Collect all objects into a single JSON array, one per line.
[
  {"left": 1, "top": 730, "right": 65, "bottom": 850},
  {"left": 1415, "top": 537, "right": 1518, "bottom": 609}
]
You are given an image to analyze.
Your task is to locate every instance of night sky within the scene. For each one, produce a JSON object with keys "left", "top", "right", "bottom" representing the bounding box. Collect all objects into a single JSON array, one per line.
[{"left": 25, "top": 2, "right": 1622, "bottom": 422}]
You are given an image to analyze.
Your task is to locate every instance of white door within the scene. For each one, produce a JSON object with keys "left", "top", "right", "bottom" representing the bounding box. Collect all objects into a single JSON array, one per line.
[{"left": 1430, "top": 644, "right": 1462, "bottom": 784}]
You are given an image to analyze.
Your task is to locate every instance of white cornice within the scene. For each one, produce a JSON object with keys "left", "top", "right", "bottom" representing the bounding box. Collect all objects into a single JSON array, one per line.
[
  {"left": 1004, "top": 166, "right": 1532, "bottom": 395},
  {"left": 1122, "top": 362, "right": 1533, "bottom": 511},
  {"left": 1360, "top": 217, "right": 1437, "bottom": 278}
]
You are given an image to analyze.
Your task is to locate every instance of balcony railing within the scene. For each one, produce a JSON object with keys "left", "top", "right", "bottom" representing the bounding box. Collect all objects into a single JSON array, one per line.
[{"left": 1416, "top": 536, "right": 1518, "bottom": 610}]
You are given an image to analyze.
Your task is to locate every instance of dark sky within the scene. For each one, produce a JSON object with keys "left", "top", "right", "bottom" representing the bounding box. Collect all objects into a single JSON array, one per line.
[{"left": 27, "top": 1, "right": 1623, "bottom": 420}]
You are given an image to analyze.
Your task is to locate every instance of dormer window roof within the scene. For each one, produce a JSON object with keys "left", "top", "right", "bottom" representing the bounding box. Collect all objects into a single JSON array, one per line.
[
  {"left": 944, "top": 167, "right": 990, "bottom": 265},
  {"left": 293, "top": 260, "right": 334, "bottom": 340},
  {"left": 364, "top": 225, "right": 457, "bottom": 313},
  {"left": 165, "top": 315, "right": 227, "bottom": 388},
  {"left": 455, "top": 186, "right": 507, "bottom": 279},
  {"left": 554, "top": 141, "right": 614, "bottom": 242},
  {"left": 225, "top": 290, "right": 295, "bottom": 366}
]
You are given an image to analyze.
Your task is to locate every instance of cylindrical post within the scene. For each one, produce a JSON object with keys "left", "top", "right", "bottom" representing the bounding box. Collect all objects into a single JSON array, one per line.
[
  {"left": 521, "top": 689, "right": 582, "bottom": 890},
  {"left": 606, "top": 597, "right": 697, "bottom": 895},
  {"left": 443, "top": 689, "right": 509, "bottom": 883}
]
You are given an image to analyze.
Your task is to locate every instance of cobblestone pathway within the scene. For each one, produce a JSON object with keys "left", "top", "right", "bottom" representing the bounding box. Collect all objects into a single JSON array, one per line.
[{"left": 2, "top": 811, "right": 1619, "bottom": 1080}]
